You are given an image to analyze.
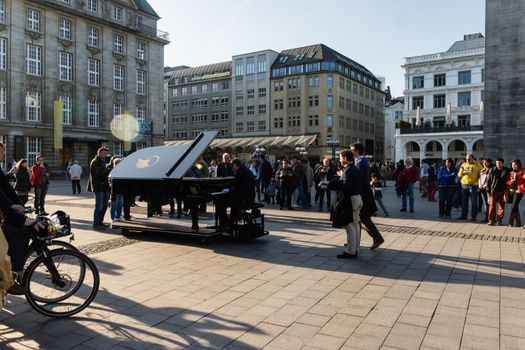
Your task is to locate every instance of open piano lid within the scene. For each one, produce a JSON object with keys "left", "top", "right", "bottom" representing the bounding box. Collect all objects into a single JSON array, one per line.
[{"left": 110, "top": 131, "right": 217, "bottom": 180}]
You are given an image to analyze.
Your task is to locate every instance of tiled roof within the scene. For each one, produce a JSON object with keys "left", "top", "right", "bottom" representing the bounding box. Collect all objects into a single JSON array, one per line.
[
  {"left": 132, "top": 0, "right": 159, "bottom": 18},
  {"left": 168, "top": 62, "right": 232, "bottom": 85},
  {"left": 272, "top": 43, "right": 375, "bottom": 77}
]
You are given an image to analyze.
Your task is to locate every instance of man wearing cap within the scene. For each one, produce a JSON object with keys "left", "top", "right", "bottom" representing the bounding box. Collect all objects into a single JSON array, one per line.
[{"left": 87, "top": 147, "right": 111, "bottom": 229}]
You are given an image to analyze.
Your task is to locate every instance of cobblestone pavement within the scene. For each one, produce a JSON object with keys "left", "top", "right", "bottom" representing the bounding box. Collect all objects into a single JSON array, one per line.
[{"left": 1, "top": 181, "right": 524, "bottom": 350}]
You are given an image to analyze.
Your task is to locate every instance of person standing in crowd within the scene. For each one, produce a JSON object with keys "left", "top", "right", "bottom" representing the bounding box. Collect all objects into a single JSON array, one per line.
[
  {"left": 314, "top": 158, "right": 335, "bottom": 212},
  {"left": 229, "top": 158, "right": 256, "bottom": 225},
  {"left": 478, "top": 158, "right": 492, "bottom": 222},
  {"left": 217, "top": 152, "right": 233, "bottom": 177},
  {"left": 108, "top": 157, "right": 124, "bottom": 225},
  {"left": 419, "top": 159, "right": 430, "bottom": 197},
  {"left": 427, "top": 162, "right": 437, "bottom": 202},
  {"left": 392, "top": 159, "right": 405, "bottom": 197},
  {"left": 380, "top": 163, "right": 390, "bottom": 187},
  {"left": 506, "top": 159, "right": 524, "bottom": 227},
  {"left": 68, "top": 160, "right": 83, "bottom": 195},
  {"left": 276, "top": 158, "right": 294, "bottom": 210},
  {"left": 457, "top": 153, "right": 482, "bottom": 221},
  {"left": 87, "top": 147, "right": 110, "bottom": 229},
  {"left": 486, "top": 158, "right": 509, "bottom": 226},
  {"left": 397, "top": 158, "right": 419, "bottom": 213},
  {"left": 328, "top": 150, "right": 363, "bottom": 259},
  {"left": 291, "top": 156, "right": 307, "bottom": 208},
  {"left": 303, "top": 159, "right": 314, "bottom": 207},
  {"left": 13, "top": 159, "right": 31, "bottom": 205},
  {"left": 265, "top": 178, "right": 277, "bottom": 204},
  {"left": 63, "top": 159, "right": 73, "bottom": 181},
  {"left": 247, "top": 158, "right": 261, "bottom": 202},
  {"left": 208, "top": 160, "right": 218, "bottom": 178},
  {"left": 260, "top": 155, "right": 274, "bottom": 202},
  {"left": 350, "top": 143, "right": 385, "bottom": 249},
  {"left": 437, "top": 158, "right": 458, "bottom": 218},
  {"left": 371, "top": 173, "right": 389, "bottom": 216},
  {"left": 30, "top": 155, "right": 50, "bottom": 215}
]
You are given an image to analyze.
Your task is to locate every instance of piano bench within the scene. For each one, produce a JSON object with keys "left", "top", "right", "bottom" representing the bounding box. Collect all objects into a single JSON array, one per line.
[{"left": 242, "top": 202, "right": 265, "bottom": 218}]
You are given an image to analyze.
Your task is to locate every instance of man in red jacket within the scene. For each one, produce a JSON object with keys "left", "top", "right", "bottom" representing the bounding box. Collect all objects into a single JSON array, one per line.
[
  {"left": 397, "top": 157, "right": 419, "bottom": 212},
  {"left": 30, "top": 155, "right": 50, "bottom": 215}
]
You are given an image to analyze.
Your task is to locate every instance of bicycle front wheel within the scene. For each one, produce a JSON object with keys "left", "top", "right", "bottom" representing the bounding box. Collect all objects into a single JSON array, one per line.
[{"left": 23, "top": 249, "right": 100, "bottom": 317}]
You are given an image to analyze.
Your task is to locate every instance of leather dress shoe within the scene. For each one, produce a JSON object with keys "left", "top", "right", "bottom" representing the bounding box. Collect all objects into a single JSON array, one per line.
[
  {"left": 337, "top": 251, "right": 358, "bottom": 259},
  {"left": 370, "top": 239, "right": 384, "bottom": 250}
]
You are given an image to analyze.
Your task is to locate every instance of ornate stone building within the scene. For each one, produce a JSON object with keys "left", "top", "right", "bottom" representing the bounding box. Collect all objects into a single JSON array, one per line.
[{"left": 0, "top": 0, "right": 168, "bottom": 170}]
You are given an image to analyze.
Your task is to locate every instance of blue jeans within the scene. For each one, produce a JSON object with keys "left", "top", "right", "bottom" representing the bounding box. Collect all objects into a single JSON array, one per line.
[
  {"left": 401, "top": 183, "right": 414, "bottom": 210},
  {"left": 461, "top": 185, "right": 478, "bottom": 219},
  {"left": 110, "top": 195, "right": 124, "bottom": 221},
  {"left": 34, "top": 184, "right": 48, "bottom": 214},
  {"left": 93, "top": 191, "right": 109, "bottom": 227}
]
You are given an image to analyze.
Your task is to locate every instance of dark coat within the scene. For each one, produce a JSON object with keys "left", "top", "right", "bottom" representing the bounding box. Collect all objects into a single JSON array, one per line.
[
  {"left": 328, "top": 163, "right": 362, "bottom": 228},
  {"left": 14, "top": 167, "right": 31, "bottom": 193},
  {"left": 292, "top": 163, "right": 305, "bottom": 187},
  {"left": 260, "top": 159, "right": 273, "bottom": 182},
  {"left": 487, "top": 166, "right": 510, "bottom": 195},
  {"left": 87, "top": 156, "right": 110, "bottom": 193},
  {"left": 0, "top": 168, "right": 25, "bottom": 227},
  {"left": 275, "top": 166, "right": 294, "bottom": 189},
  {"left": 217, "top": 162, "right": 234, "bottom": 177},
  {"left": 232, "top": 166, "right": 255, "bottom": 205},
  {"left": 355, "top": 156, "right": 378, "bottom": 219}
]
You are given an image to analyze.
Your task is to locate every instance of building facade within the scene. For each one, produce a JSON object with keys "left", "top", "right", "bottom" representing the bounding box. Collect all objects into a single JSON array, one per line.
[
  {"left": 269, "top": 44, "right": 385, "bottom": 160},
  {"left": 167, "top": 62, "right": 232, "bottom": 140},
  {"left": 484, "top": 1, "right": 525, "bottom": 162},
  {"left": 395, "top": 34, "right": 485, "bottom": 164},
  {"left": 231, "top": 50, "right": 278, "bottom": 136},
  {"left": 0, "top": 0, "right": 168, "bottom": 170},
  {"left": 384, "top": 97, "right": 403, "bottom": 161}
]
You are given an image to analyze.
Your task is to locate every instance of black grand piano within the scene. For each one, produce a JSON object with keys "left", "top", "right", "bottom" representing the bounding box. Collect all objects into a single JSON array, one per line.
[{"left": 109, "top": 131, "right": 268, "bottom": 241}]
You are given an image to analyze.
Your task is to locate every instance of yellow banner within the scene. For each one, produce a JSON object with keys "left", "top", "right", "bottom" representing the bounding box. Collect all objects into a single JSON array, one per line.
[{"left": 54, "top": 101, "right": 64, "bottom": 150}]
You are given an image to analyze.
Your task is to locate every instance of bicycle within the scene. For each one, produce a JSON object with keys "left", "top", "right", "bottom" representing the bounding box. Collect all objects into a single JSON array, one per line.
[{"left": 18, "top": 210, "right": 100, "bottom": 317}]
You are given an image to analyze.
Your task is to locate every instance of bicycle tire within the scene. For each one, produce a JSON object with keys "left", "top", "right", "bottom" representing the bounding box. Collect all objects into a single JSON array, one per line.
[
  {"left": 23, "top": 249, "right": 99, "bottom": 318},
  {"left": 25, "top": 240, "right": 79, "bottom": 270}
]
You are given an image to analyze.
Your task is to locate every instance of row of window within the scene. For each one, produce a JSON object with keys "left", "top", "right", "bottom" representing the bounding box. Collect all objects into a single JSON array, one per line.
[
  {"left": 235, "top": 105, "right": 267, "bottom": 116},
  {"left": 173, "top": 112, "right": 229, "bottom": 124},
  {"left": 236, "top": 88, "right": 266, "bottom": 100},
  {"left": 412, "top": 70, "right": 484, "bottom": 89},
  {"left": 0, "top": 135, "right": 41, "bottom": 169},
  {"left": 172, "top": 129, "right": 229, "bottom": 140},
  {"left": 172, "top": 82, "right": 228, "bottom": 97},
  {"left": 411, "top": 115, "right": 472, "bottom": 127},
  {"left": 234, "top": 55, "right": 267, "bottom": 76},
  {"left": 0, "top": 88, "right": 146, "bottom": 127},
  {"left": 338, "top": 77, "right": 376, "bottom": 101},
  {"left": 235, "top": 121, "right": 267, "bottom": 133},
  {"left": 338, "top": 116, "right": 375, "bottom": 134},
  {"left": 172, "top": 96, "right": 229, "bottom": 109},
  {"left": 412, "top": 91, "right": 483, "bottom": 109}
]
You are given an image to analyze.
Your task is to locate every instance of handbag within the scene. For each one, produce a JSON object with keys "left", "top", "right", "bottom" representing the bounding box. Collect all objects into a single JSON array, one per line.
[{"left": 318, "top": 176, "right": 329, "bottom": 189}]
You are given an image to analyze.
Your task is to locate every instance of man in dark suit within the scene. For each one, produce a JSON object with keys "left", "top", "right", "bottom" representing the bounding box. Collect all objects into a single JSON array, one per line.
[
  {"left": 217, "top": 152, "right": 234, "bottom": 178},
  {"left": 0, "top": 143, "right": 44, "bottom": 294},
  {"left": 350, "top": 143, "right": 385, "bottom": 249},
  {"left": 229, "top": 158, "right": 255, "bottom": 225}
]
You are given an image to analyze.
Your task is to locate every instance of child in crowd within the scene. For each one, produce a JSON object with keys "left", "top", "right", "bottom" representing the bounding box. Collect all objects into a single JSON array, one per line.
[
  {"left": 371, "top": 173, "right": 389, "bottom": 217},
  {"left": 265, "top": 178, "right": 277, "bottom": 204}
]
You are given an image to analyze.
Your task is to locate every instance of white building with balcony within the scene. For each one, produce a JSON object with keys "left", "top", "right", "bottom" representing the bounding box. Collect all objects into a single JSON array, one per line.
[{"left": 395, "top": 33, "right": 485, "bottom": 164}]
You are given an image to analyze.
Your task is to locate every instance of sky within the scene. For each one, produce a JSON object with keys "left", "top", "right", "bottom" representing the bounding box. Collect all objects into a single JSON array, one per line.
[{"left": 148, "top": 0, "right": 485, "bottom": 97}]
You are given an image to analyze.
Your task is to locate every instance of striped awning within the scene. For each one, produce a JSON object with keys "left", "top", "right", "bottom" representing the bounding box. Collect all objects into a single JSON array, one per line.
[{"left": 165, "top": 134, "right": 317, "bottom": 148}]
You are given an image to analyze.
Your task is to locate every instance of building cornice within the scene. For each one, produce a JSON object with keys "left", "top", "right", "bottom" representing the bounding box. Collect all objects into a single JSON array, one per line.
[{"left": 403, "top": 48, "right": 485, "bottom": 67}]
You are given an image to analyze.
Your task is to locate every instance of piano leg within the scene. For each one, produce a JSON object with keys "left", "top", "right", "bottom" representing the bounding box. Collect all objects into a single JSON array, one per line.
[{"left": 190, "top": 203, "right": 199, "bottom": 232}]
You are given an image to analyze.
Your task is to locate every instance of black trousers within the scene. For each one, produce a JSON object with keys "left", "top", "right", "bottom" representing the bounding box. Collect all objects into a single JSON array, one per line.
[
  {"left": 71, "top": 180, "right": 81, "bottom": 194},
  {"left": 123, "top": 195, "right": 132, "bottom": 220},
  {"left": 2, "top": 222, "right": 30, "bottom": 272},
  {"left": 360, "top": 216, "right": 384, "bottom": 244}
]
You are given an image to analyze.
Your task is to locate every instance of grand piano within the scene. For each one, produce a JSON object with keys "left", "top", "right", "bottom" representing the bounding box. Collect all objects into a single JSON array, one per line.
[{"left": 109, "top": 131, "right": 268, "bottom": 241}]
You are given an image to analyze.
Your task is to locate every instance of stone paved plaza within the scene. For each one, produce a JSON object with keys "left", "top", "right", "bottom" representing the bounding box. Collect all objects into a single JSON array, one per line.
[{"left": 1, "top": 181, "right": 525, "bottom": 349}]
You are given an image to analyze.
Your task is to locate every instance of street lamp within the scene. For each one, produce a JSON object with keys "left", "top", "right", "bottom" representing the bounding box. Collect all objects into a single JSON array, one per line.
[{"left": 326, "top": 139, "right": 341, "bottom": 160}]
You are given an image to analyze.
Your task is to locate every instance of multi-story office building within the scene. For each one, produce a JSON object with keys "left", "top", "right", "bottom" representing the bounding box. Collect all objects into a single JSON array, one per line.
[
  {"left": 231, "top": 50, "right": 278, "bottom": 136},
  {"left": 396, "top": 33, "right": 485, "bottom": 164},
  {"left": 384, "top": 97, "right": 404, "bottom": 161},
  {"left": 270, "top": 44, "right": 385, "bottom": 160},
  {"left": 168, "top": 62, "right": 232, "bottom": 140},
  {"left": 0, "top": 0, "right": 168, "bottom": 169}
]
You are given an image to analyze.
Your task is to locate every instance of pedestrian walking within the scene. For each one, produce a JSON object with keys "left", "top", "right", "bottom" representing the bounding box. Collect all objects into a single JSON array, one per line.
[
  {"left": 314, "top": 158, "right": 335, "bottom": 211},
  {"left": 87, "top": 147, "right": 111, "bottom": 229},
  {"left": 457, "top": 153, "right": 482, "bottom": 221},
  {"left": 397, "top": 158, "right": 418, "bottom": 213},
  {"left": 68, "top": 160, "right": 83, "bottom": 194},
  {"left": 486, "top": 158, "right": 509, "bottom": 225},
  {"left": 371, "top": 173, "right": 389, "bottom": 216},
  {"left": 30, "top": 155, "right": 50, "bottom": 215},
  {"left": 328, "top": 150, "right": 363, "bottom": 259},
  {"left": 276, "top": 158, "right": 294, "bottom": 210},
  {"left": 13, "top": 159, "right": 31, "bottom": 205},
  {"left": 478, "top": 158, "right": 492, "bottom": 222},
  {"left": 506, "top": 159, "right": 524, "bottom": 227},
  {"left": 437, "top": 158, "right": 457, "bottom": 218}
]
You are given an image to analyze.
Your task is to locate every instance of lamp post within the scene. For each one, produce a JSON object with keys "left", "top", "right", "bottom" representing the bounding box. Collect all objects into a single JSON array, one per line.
[{"left": 326, "top": 139, "right": 340, "bottom": 160}]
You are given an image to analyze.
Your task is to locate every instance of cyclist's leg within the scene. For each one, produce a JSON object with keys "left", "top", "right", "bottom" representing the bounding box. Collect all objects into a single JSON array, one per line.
[{"left": 1, "top": 223, "right": 30, "bottom": 273}]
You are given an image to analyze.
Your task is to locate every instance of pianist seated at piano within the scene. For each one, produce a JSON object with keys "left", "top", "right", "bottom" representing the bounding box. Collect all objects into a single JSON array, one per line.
[{"left": 217, "top": 158, "right": 255, "bottom": 230}]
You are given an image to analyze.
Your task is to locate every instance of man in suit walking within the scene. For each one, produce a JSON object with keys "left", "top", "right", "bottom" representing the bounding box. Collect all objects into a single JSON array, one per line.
[{"left": 350, "top": 143, "right": 385, "bottom": 249}]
